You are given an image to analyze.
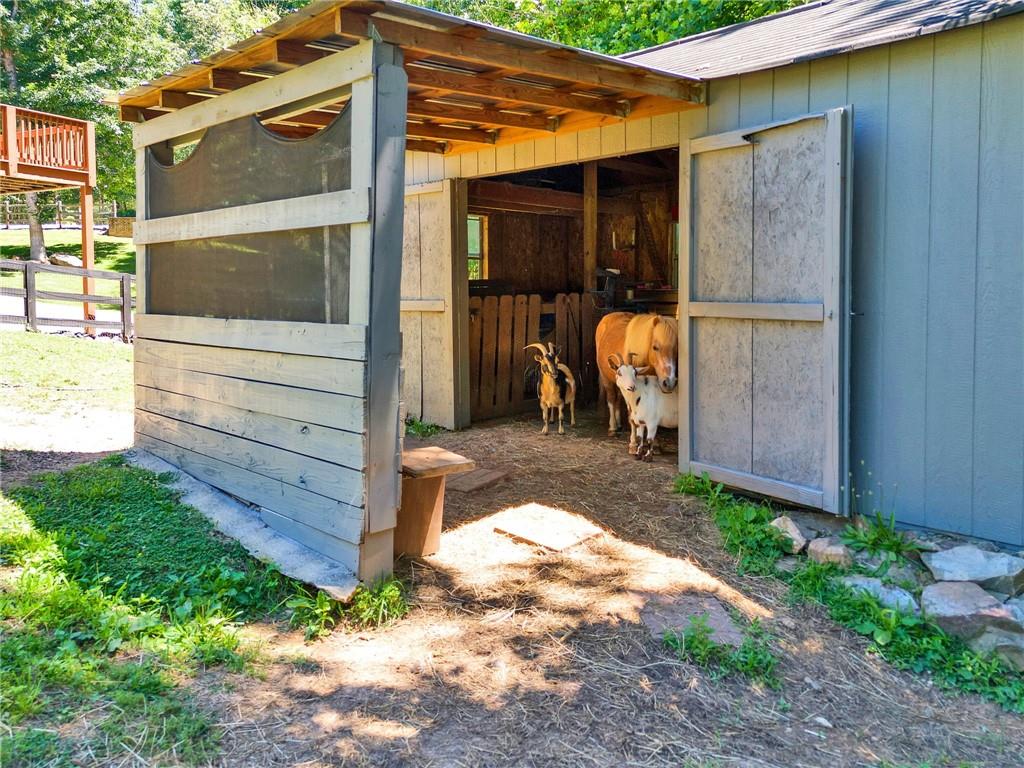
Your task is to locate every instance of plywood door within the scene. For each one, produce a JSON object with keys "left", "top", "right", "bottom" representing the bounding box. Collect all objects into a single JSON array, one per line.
[
  {"left": 682, "top": 108, "right": 852, "bottom": 513},
  {"left": 401, "top": 180, "right": 469, "bottom": 430}
]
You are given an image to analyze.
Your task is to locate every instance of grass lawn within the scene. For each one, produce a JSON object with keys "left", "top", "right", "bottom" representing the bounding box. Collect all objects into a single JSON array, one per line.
[
  {"left": 0, "top": 456, "right": 405, "bottom": 765},
  {"left": 0, "top": 229, "right": 136, "bottom": 307},
  {"left": 0, "top": 331, "right": 133, "bottom": 415}
]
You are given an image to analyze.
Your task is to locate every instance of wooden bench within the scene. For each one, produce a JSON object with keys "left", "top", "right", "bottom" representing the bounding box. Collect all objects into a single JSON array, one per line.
[{"left": 395, "top": 446, "right": 475, "bottom": 557}]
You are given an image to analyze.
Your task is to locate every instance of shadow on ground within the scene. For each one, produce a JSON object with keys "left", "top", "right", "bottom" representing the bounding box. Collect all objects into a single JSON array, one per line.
[{"left": 198, "top": 413, "right": 1024, "bottom": 768}]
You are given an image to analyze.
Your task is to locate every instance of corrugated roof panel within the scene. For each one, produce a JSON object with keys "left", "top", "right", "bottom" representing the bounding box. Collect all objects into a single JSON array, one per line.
[{"left": 623, "top": 0, "right": 1024, "bottom": 79}]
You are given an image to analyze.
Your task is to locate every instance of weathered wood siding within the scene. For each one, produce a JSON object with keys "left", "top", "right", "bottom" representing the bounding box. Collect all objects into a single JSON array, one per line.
[
  {"left": 401, "top": 179, "right": 470, "bottom": 430},
  {"left": 134, "top": 41, "right": 409, "bottom": 577},
  {"left": 401, "top": 15, "right": 1023, "bottom": 544}
]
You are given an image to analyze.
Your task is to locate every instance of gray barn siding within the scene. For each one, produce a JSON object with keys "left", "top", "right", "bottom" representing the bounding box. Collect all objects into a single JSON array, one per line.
[{"left": 703, "top": 15, "right": 1024, "bottom": 543}]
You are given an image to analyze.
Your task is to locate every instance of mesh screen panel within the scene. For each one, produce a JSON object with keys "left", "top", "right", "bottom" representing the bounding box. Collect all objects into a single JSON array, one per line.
[
  {"left": 147, "top": 108, "right": 352, "bottom": 218},
  {"left": 147, "top": 226, "right": 350, "bottom": 323}
]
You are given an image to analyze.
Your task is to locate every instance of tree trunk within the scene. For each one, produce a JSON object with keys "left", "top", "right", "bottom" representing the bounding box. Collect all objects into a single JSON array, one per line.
[{"left": 25, "top": 193, "right": 47, "bottom": 261}]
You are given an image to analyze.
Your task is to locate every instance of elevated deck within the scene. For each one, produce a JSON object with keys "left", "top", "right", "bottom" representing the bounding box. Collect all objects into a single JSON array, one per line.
[{"left": 1, "top": 105, "right": 96, "bottom": 194}]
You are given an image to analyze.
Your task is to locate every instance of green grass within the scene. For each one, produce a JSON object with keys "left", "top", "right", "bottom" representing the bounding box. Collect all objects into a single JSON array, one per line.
[
  {"left": 0, "top": 330, "right": 133, "bottom": 415},
  {"left": 664, "top": 615, "right": 781, "bottom": 688},
  {"left": 0, "top": 456, "right": 411, "bottom": 763},
  {"left": 674, "top": 472, "right": 1024, "bottom": 713},
  {"left": 0, "top": 229, "right": 136, "bottom": 310}
]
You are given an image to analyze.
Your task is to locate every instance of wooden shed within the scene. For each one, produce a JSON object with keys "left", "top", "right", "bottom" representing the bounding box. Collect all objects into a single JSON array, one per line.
[
  {"left": 118, "top": 0, "right": 1024, "bottom": 584},
  {"left": 116, "top": 0, "right": 703, "bottom": 581}
]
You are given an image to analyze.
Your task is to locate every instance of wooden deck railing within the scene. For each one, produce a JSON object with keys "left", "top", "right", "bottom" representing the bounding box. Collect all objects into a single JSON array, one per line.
[
  {"left": 0, "top": 260, "right": 135, "bottom": 340},
  {"left": 1, "top": 104, "right": 96, "bottom": 190}
]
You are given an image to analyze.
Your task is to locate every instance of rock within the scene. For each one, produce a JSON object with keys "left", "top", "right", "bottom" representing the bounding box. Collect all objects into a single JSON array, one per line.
[
  {"left": 639, "top": 594, "right": 744, "bottom": 648},
  {"left": 788, "top": 509, "right": 845, "bottom": 540},
  {"left": 921, "top": 545, "right": 1024, "bottom": 595},
  {"left": 985, "top": 590, "right": 1010, "bottom": 604},
  {"left": 853, "top": 551, "right": 932, "bottom": 588},
  {"left": 841, "top": 575, "right": 919, "bottom": 614},
  {"left": 808, "top": 537, "right": 853, "bottom": 568},
  {"left": 770, "top": 516, "right": 807, "bottom": 554},
  {"left": 1005, "top": 597, "right": 1024, "bottom": 626},
  {"left": 812, "top": 716, "right": 834, "bottom": 729},
  {"left": 921, "top": 582, "right": 1024, "bottom": 670},
  {"left": 49, "top": 253, "right": 83, "bottom": 268},
  {"left": 775, "top": 556, "right": 802, "bottom": 575}
]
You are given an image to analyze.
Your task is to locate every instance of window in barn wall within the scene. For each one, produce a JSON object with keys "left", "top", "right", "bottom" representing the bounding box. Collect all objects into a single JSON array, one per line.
[{"left": 468, "top": 214, "right": 487, "bottom": 280}]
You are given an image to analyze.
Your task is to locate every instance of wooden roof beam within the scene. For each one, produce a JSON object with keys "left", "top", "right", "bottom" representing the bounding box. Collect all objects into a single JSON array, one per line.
[
  {"left": 468, "top": 180, "right": 638, "bottom": 217},
  {"left": 407, "top": 138, "right": 447, "bottom": 154},
  {"left": 598, "top": 157, "right": 675, "bottom": 180},
  {"left": 407, "top": 98, "right": 556, "bottom": 131},
  {"left": 338, "top": 11, "right": 703, "bottom": 105},
  {"left": 405, "top": 64, "right": 629, "bottom": 117},
  {"left": 279, "top": 109, "right": 496, "bottom": 144}
]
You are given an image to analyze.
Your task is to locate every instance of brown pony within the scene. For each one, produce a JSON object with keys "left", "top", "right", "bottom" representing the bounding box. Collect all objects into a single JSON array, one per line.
[
  {"left": 624, "top": 314, "right": 678, "bottom": 394},
  {"left": 594, "top": 311, "right": 634, "bottom": 436}
]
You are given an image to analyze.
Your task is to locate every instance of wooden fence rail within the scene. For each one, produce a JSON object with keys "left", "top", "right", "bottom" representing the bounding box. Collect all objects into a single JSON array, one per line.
[{"left": 0, "top": 259, "right": 134, "bottom": 339}]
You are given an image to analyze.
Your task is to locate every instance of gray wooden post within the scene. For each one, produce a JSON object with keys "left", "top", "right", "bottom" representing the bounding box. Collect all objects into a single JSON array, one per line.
[
  {"left": 120, "top": 274, "right": 133, "bottom": 341},
  {"left": 25, "top": 263, "right": 38, "bottom": 331}
]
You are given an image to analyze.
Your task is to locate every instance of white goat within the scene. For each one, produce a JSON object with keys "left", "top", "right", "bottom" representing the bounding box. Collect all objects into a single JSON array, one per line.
[{"left": 609, "top": 355, "right": 678, "bottom": 461}]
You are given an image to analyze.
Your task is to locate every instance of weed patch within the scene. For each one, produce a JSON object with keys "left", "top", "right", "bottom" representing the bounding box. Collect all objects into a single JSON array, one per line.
[
  {"left": 289, "top": 576, "right": 409, "bottom": 640},
  {"left": 664, "top": 616, "right": 780, "bottom": 688},
  {"left": 405, "top": 416, "right": 444, "bottom": 438},
  {"left": 675, "top": 472, "right": 1024, "bottom": 712}
]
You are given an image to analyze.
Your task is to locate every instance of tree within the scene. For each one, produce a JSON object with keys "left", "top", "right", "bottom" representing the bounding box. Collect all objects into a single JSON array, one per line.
[
  {"left": 411, "top": 0, "right": 807, "bottom": 55},
  {"left": 0, "top": 0, "right": 282, "bottom": 258}
]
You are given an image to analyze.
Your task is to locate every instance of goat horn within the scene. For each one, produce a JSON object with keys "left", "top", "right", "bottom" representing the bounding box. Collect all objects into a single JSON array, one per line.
[
  {"left": 524, "top": 343, "right": 548, "bottom": 356},
  {"left": 628, "top": 352, "right": 637, "bottom": 366}
]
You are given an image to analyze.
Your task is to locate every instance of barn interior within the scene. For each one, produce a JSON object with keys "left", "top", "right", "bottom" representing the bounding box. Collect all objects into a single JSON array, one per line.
[{"left": 463, "top": 150, "right": 680, "bottom": 422}]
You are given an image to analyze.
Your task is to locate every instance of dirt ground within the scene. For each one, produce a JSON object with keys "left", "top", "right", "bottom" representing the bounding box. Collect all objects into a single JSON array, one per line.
[{"left": 173, "top": 412, "right": 1020, "bottom": 768}]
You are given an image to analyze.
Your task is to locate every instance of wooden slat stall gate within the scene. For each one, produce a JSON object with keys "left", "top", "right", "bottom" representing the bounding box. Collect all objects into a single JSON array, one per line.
[
  {"left": 681, "top": 108, "right": 852, "bottom": 513},
  {"left": 469, "top": 292, "right": 598, "bottom": 421},
  {"left": 400, "top": 179, "right": 470, "bottom": 430},
  {"left": 130, "top": 40, "right": 407, "bottom": 581}
]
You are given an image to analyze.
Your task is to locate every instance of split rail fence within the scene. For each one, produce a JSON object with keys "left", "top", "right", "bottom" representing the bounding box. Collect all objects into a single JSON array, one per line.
[
  {"left": 468, "top": 291, "right": 598, "bottom": 421},
  {"left": 0, "top": 259, "right": 135, "bottom": 339}
]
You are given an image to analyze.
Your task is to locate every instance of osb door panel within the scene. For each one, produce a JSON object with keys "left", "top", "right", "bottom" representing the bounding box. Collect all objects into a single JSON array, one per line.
[
  {"left": 682, "top": 108, "right": 852, "bottom": 513},
  {"left": 401, "top": 180, "right": 468, "bottom": 430}
]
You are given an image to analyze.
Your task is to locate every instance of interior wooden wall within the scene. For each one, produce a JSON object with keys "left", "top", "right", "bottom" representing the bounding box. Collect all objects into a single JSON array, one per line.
[{"left": 477, "top": 182, "right": 673, "bottom": 295}]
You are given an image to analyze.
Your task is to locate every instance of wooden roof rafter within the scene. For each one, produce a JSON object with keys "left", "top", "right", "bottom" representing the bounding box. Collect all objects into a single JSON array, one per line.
[{"left": 114, "top": 0, "right": 705, "bottom": 154}]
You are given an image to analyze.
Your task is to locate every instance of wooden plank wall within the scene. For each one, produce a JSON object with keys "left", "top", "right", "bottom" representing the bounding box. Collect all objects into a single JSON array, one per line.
[
  {"left": 401, "top": 180, "right": 466, "bottom": 430},
  {"left": 468, "top": 292, "right": 596, "bottom": 421},
  {"left": 688, "top": 18, "right": 1024, "bottom": 543},
  {"left": 134, "top": 315, "right": 368, "bottom": 572}
]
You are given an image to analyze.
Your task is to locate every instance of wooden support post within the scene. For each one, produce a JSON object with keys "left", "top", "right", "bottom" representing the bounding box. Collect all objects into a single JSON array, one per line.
[
  {"left": 24, "top": 263, "right": 37, "bottom": 332},
  {"left": 2, "top": 105, "right": 17, "bottom": 177},
  {"left": 120, "top": 274, "right": 133, "bottom": 341},
  {"left": 80, "top": 185, "right": 95, "bottom": 327},
  {"left": 583, "top": 161, "right": 598, "bottom": 293}
]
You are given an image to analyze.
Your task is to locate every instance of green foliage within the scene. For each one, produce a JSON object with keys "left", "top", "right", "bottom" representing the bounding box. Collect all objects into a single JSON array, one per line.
[
  {"left": 405, "top": 416, "right": 445, "bottom": 438},
  {"left": 288, "top": 589, "right": 342, "bottom": 641},
  {"left": 674, "top": 472, "right": 787, "bottom": 574},
  {"left": 664, "top": 615, "right": 780, "bottom": 688},
  {"left": 412, "top": 0, "right": 808, "bottom": 55},
  {"left": 841, "top": 510, "right": 923, "bottom": 560},
  {"left": 0, "top": 0, "right": 288, "bottom": 205},
  {"left": 289, "top": 577, "right": 409, "bottom": 640},
  {"left": 0, "top": 460, "right": 293, "bottom": 761},
  {"left": 675, "top": 472, "right": 1024, "bottom": 713},
  {"left": 349, "top": 576, "right": 409, "bottom": 628}
]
